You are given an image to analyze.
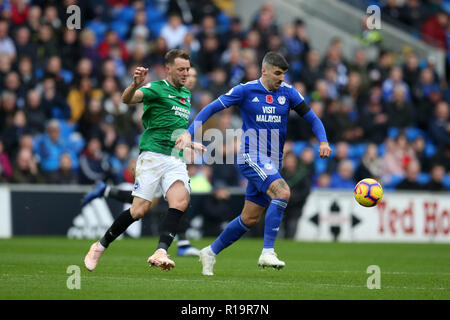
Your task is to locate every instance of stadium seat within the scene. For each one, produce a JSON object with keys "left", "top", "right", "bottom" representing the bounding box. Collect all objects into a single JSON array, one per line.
[
  {"left": 314, "top": 157, "right": 328, "bottom": 174},
  {"left": 417, "top": 172, "right": 431, "bottom": 185},
  {"left": 86, "top": 22, "right": 107, "bottom": 44},
  {"left": 109, "top": 21, "right": 130, "bottom": 40},
  {"left": 293, "top": 141, "right": 307, "bottom": 156},
  {"left": 405, "top": 127, "right": 425, "bottom": 141},
  {"left": 382, "top": 174, "right": 404, "bottom": 190},
  {"left": 442, "top": 174, "right": 450, "bottom": 190},
  {"left": 112, "top": 6, "right": 136, "bottom": 24},
  {"left": 425, "top": 140, "right": 437, "bottom": 158}
]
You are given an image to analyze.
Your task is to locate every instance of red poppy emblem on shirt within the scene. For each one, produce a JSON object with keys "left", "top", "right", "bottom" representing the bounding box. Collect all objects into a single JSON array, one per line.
[
  {"left": 180, "top": 97, "right": 186, "bottom": 104},
  {"left": 266, "top": 95, "right": 273, "bottom": 103}
]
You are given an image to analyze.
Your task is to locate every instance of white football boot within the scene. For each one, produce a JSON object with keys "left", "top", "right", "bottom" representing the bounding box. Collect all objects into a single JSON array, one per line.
[
  {"left": 199, "top": 246, "right": 216, "bottom": 276},
  {"left": 258, "top": 251, "right": 286, "bottom": 269}
]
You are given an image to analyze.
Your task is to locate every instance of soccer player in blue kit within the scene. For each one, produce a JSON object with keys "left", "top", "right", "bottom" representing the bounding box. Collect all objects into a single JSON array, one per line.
[{"left": 176, "top": 52, "right": 332, "bottom": 275}]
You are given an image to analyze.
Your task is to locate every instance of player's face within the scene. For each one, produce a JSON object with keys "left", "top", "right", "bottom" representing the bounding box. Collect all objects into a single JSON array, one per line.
[
  {"left": 263, "top": 65, "right": 286, "bottom": 90},
  {"left": 167, "top": 57, "right": 190, "bottom": 88},
  {"left": 184, "top": 67, "right": 197, "bottom": 90}
]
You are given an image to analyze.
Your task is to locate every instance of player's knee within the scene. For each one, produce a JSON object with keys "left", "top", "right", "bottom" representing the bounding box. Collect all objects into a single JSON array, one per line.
[
  {"left": 172, "top": 197, "right": 189, "bottom": 212},
  {"left": 130, "top": 202, "right": 151, "bottom": 219},
  {"left": 241, "top": 214, "right": 260, "bottom": 227},
  {"left": 276, "top": 188, "right": 291, "bottom": 202}
]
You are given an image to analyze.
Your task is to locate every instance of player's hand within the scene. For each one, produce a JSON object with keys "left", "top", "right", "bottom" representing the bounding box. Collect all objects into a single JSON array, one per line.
[
  {"left": 190, "top": 141, "right": 207, "bottom": 155},
  {"left": 133, "top": 67, "right": 148, "bottom": 87},
  {"left": 175, "top": 132, "right": 193, "bottom": 150},
  {"left": 318, "top": 141, "right": 332, "bottom": 158}
]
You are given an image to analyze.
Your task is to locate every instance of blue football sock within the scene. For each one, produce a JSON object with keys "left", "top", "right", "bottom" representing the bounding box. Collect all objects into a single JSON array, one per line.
[
  {"left": 210, "top": 216, "right": 249, "bottom": 255},
  {"left": 264, "top": 199, "right": 288, "bottom": 249}
]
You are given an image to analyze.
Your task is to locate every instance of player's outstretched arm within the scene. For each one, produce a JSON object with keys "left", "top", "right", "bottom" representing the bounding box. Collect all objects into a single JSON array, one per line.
[
  {"left": 294, "top": 103, "right": 332, "bottom": 158},
  {"left": 175, "top": 98, "right": 226, "bottom": 150},
  {"left": 122, "top": 67, "right": 148, "bottom": 104}
]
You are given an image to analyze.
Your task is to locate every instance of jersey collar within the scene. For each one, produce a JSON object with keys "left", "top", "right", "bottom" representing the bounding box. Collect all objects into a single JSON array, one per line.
[{"left": 258, "top": 78, "right": 273, "bottom": 92}]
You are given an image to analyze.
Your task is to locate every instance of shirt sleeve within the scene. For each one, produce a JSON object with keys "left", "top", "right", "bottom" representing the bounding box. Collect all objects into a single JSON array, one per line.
[
  {"left": 216, "top": 84, "right": 245, "bottom": 108},
  {"left": 288, "top": 86, "right": 305, "bottom": 109},
  {"left": 138, "top": 82, "right": 159, "bottom": 103}
]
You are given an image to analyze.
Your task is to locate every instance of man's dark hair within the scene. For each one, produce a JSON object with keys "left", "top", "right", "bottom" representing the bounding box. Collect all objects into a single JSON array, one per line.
[
  {"left": 164, "top": 49, "right": 191, "bottom": 66},
  {"left": 262, "top": 51, "right": 289, "bottom": 71}
]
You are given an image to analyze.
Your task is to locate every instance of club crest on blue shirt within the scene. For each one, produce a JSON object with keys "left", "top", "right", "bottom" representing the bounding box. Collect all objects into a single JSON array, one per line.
[
  {"left": 277, "top": 96, "right": 286, "bottom": 105},
  {"left": 264, "top": 163, "right": 273, "bottom": 170},
  {"left": 266, "top": 95, "right": 273, "bottom": 103}
]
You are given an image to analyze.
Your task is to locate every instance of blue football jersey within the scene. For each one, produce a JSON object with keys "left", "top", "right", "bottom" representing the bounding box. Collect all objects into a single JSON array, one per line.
[{"left": 217, "top": 79, "right": 304, "bottom": 167}]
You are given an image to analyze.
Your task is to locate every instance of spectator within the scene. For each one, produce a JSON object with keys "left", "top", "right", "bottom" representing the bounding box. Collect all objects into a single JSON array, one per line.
[
  {"left": 421, "top": 10, "right": 448, "bottom": 49},
  {"left": 396, "top": 161, "right": 422, "bottom": 191},
  {"left": 59, "top": 28, "right": 81, "bottom": 72},
  {"left": 382, "top": 133, "right": 418, "bottom": 179},
  {"left": 79, "top": 137, "right": 109, "bottom": 185},
  {"left": 160, "top": 12, "right": 188, "bottom": 50},
  {"left": 359, "top": 100, "right": 388, "bottom": 144},
  {"left": 79, "top": 29, "right": 102, "bottom": 68},
  {"left": 316, "top": 172, "right": 331, "bottom": 188},
  {"left": 354, "top": 143, "right": 382, "bottom": 182},
  {"left": 35, "top": 23, "right": 59, "bottom": 69},
  {"left": 66, "top": 76, "right": 102, "bottom": 123},
  {"left": 411, "top": 135, "right": 430, "bottom": 173},
  {"left": 298, "top": 49, "right": 322, "bottom": 92},
  {"left": 0, "top": 19, "right": 16, "bottom": 61},
  {"left": 24, "top": 89, "right": 46, "bottom": 135},
  {"left": 386, "top": 85, "right": 416, "bottom": 129},
  {"left": 104, "top": 91, "right": 133, "bottom": 138},
  {"left": 46, "top": 153, "right": 79, "bottom": 184},
  {"left": 281, "top": 148, "right": 315, "bottom": 239},
  {"left": 78, "top": 97, "right": 105, "bottom": 141},
  {"left": 40, "top": 76, "right": 72, "bottom": 120},
  {"left": 0, "top": 91, "right": 18, "bottom": 138},
  {"left": 2, "top": 109, "right": 30, "bottom": 158},
  {"left": 18, "top": 56, "right": 37, "bottom": 94},
  {"left": 97, "top": 30, "right": 130, "bottom": 61},
  {"left": 108, "top": 140, "right": 130, "bottom": 184},
  {"left": 329, "top": 159, "right": 355, "bottom": 189},
  {"left": 13, "top": 26, "right": 36, "bottom": 62},
  {"left": 11, "top": 147, "right": 45, "bottom": 184},
  {"left": 327, "top": 141, "right": 350, "bottom": 174},
  {"left": 0, "top": 139, "right": 12, "bottom": 182},
  {"left": 34, "top": 119, "right": 71, "bottom": 177},
  {"left": 424, "top": 163, "right": 447, "bottom": 191},
  {"left": 201, "top": 183, "right": 234, "bottom": 237},
  {"left": 428, "top": 101, "right": 450, "bottom": 148},
  {"left": 382, "top": 66, "right": 410, "bottom": 102}
]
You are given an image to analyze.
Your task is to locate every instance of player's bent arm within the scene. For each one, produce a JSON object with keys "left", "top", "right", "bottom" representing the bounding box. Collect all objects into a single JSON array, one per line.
[
  {"left": 122, "top": 84, "right": 144, "bottom": 104},
  {"left": 294, "top": 102, "right": 332, "bottom": 158}
]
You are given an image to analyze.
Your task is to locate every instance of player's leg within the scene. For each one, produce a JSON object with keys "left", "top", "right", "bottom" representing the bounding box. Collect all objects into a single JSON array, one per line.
[
  {"left": 148, "top": 156, "right": 191, "bottom": 270},
  {"left": 84, "top": 151, "right": 160, "bottom": 271},
  {"left": 148, "top": 181, "right": 189, "bottom": 270},
  {"left": 200, "top": 200, "right": 266, "bottom": 276},
  {"left": 81, "top": 182, "right": 134, "bottom": 206},
  {"left": 84, "top": 196, "right": 152, "bottom": 271},
  {"left": 258, "top": 177, "right": 290, "bottom": 269},
  {"left": 176, "top": 213, "right": 201, "bottom": 257}
]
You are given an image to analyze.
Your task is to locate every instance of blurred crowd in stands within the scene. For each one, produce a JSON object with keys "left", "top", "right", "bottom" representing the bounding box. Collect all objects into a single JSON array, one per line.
[{"left": 0, "top": 0, "right": 448, "bottom": 195}]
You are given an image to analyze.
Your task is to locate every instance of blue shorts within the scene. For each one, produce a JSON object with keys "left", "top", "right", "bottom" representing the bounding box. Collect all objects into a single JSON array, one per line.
[{"left": 238, "top": 154, "right": 282, "bottom": 208}]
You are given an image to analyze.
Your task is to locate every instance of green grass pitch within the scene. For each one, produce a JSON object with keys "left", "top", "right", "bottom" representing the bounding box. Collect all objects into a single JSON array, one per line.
[{"left": 0, "top": 237, "right": 448, "bottom": 300}]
